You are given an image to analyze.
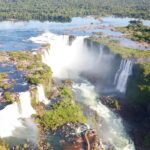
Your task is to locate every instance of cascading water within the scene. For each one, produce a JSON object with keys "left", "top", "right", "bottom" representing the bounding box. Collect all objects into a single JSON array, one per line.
[
  {"left": 19, "top": 91, "right": 36, "bottom": 118},
  {"left": 114, "top": 60, "right": 125, "bottom": 86},
  {"left": 30, "top": 31, "right": 135, "bottom": 150},
  {"left": 37, "top": 85, "right": 49, "bottom": 105},
  {"left": 0, "top": 91, "right": 36, "bottom": 138},
  {"left": 73, "top": 81, "right": 135, "bottom": 150},
  {"left": 0, "top": 103, "right": 22, "bottom": 138},
  {"left": 114, "top": 60, "right": 133, "bottom": 93}
]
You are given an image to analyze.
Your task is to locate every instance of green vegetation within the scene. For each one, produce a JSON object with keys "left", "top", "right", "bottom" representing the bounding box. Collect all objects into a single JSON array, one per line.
[
  {"left": 0, "top": 73, "right": 12, "bottom": 90},
  {"left": 88, "top": 36, "right": 150, "bottom": 59},
  {"left": 0, "top": 139, "right": 9, "bottom": 150},
  {"left": 26, "top": 65, "right": 52, "bottom": 97},
  {"left": 26, "top": 65, "right": 51, "bottom": 85},
  {"left": 3, "top": 91, "right": 13, "bottom": 103},
  {"left": 117, "top": 20, "right": 150, "bottom": 43},
  {"left": 9, "top": 51, "right": 42, "bottom": 70},
  {"left": 59, "top": 85, "right": 73, "bottom": 98},
  {"left": 0, "top": 0, "right": 149, "bottom": 21},
  {"left": 88, "top": 35, "right": 150, "bottom": 106},
  {"left": 37, "top": 86, "right": 86, "bottom": 131},
  {"left": 30, "top": 87, "right": 38, "bottom": 108},
  {"left": 9, "top": 50, "right": 52, "bottom": 97},
  {"left": 126, "top": 62, "right": 150, "bottom": 105}
]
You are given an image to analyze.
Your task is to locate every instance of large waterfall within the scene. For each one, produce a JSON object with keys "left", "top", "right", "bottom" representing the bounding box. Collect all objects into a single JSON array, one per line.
[
  {"left": 0, "top": 91, "right": 36, "bottom": 138},
  {"left": 114, "top": 60, "right": 133, "bottom": 93},
  {"left": 30, "top": 31, "right": 135, "bottom": 150}
]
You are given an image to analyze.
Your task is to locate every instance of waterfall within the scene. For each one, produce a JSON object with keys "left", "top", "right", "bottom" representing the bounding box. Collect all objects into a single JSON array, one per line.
[
  {"left": 114, "top": 60, "right": 125, "bottom": 85},
  {"left": 31, "top": 32, "right": 86, "bottom": 78},
  {"left": 30, "top": 31, "right": 135, "bottom": 149},
  {"left": 96, "top": 45, "right": 104, "bottom": 64},
  {"left": 37, "top": 85, "right": 49, "bottom": 105},
  {"left": 0, "top": 103, "right": 22, "bottom": 137},
  {"left": 19, "top": 91, "right": 36, "bottom": 118},
  {"left": 73, "top": 81, "right": 135, "bottom": 150},
  {"left": 115, "top": 60, "right": 133, "bottom": 93},
  {"left": 0, "top": 91, "right": 36, "bottom": 138}
]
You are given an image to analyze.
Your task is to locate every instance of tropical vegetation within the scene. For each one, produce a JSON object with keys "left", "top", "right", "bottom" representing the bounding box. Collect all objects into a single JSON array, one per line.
[{"left": 0, "top": 0, "right": 149, "bottom": 21}]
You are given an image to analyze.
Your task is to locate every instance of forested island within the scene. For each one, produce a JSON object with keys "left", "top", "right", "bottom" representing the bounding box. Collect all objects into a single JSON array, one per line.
[{"left": 0, "top": 0, "right": 149, "bottom": 21}]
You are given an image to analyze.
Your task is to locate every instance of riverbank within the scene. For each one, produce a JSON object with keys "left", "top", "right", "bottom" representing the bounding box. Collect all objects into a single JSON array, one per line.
[
  {"left": 0, "top": 46, "right": 103, "bottom": 150},
  {"left": 88, "top": 29, "right": 150, "bottom": 149}
]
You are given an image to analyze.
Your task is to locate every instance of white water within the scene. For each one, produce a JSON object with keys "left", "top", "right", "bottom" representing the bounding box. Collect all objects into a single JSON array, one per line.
[
  {"left": 0, "top": 103, "right": 22, "bottom": 138},
  {"left": 73, "top": 81, "right": 135, "bottom": 150},
  {"left": 115, "top": 60, "right": 133, "bottom": 93},
  {"left": 19, "top": 91, "right": 36, "bottom": 118},
  {"left": 0, "top": 91, "right": 36, "bottom": 138},
  {"left": 37, "top": 85, "right": 49, "bottom": 105},
  {"left": 30, "top": 31, "right": 135, "bottom": 150}
]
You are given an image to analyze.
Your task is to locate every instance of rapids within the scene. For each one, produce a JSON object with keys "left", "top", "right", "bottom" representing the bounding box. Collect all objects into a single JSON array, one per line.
[{"left": 30, "top": 31, "right": 135, "bottom": 150}]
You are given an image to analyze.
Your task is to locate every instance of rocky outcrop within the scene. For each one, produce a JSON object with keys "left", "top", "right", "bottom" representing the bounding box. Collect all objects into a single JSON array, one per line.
[
  {"left": 56, "top": 123, "right": 103, "bottom": 150},
  {"left": 100, "top": 96, "right": 120, "bottom": 110}
]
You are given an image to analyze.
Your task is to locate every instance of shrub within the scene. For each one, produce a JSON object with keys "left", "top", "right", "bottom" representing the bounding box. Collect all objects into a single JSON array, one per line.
[
  {"left": 3, "top": 91, "right": 13, "bottom": 103},
  {"left": 39, "top": 98, "right": 86, "bottom": 131},
  {"left": 37, "top": 87, "right": 86, "bottom": 131}
]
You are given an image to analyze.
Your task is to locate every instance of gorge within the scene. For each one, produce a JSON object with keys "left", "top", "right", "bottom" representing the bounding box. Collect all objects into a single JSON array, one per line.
[
  {"left": 31, "top": 32, "right": 135, "bottom": 149},
  {"left": 0, "top": 16, "right": 149, "bottom": 150}
]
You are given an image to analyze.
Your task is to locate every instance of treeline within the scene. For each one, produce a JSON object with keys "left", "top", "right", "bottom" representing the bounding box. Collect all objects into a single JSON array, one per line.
[{"left": 0, "top": 0, "right": 149, "bottom": 21}]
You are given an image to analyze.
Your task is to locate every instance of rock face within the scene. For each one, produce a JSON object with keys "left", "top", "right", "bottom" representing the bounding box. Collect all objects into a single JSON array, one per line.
[
  {"left": 101, "top": 96, "right": 150, "bottom": 150},
  {"left": 100, "top": 96, "right": 120, "bottom": 110},
  {"left": 56, "top": 123, "right": 103, "bottom": 150}
]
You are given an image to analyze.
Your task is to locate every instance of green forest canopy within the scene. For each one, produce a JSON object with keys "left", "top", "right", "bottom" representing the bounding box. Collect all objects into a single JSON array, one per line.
[{"left": 0, "top": 0, "right": 149, "bottom": 21}]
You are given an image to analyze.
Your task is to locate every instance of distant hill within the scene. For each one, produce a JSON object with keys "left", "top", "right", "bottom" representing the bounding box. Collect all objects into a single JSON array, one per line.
[{"left": 0, "top": 0, "right": 149, "bottom": 21}]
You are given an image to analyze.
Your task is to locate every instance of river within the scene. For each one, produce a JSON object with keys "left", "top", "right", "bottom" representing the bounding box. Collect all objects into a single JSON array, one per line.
[{"left": 0, "top": 16, "right": 150, "bottom": 149}]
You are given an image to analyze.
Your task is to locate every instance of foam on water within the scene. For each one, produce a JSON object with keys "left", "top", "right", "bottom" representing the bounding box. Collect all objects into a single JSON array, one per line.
[{"left": 30, "top": 31, "right": 135, "bottom": 149}]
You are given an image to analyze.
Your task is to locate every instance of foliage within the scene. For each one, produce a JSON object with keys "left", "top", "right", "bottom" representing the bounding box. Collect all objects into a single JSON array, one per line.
[
  {"left": 126, "top": 62, "right": 150, "bottom": 105},
  {"left": 3, "top": 91, "right": 13, "bottom": 103},
  {"left": 0, "top": 73, "right": 7, "bottom": 79},
  {"left": 59, "top": 85, "right": 73, "bottom": 98},
  {"left": 87, "top": 36, "right": 150, "bottom": 59},
  {"left": 9, "top": 51, "right": 52, "bottom": 97},
  {"left": 0, "top": 73, "right": 11, "bottom": 90},
  {"left": 30, "top": 87, "right": 38, "bottom": 107},
  {"left": 37, "top": 86, "right": 86, "bottom": 131},
  {"left": 0, "top": 0, "right": 149, "bottom": 21},
  {"left": 26, "top": 64, "right": 52, "bottom": 85},
  {"left": 118, "top": 20, "right": 150, "bottom": 43},
  {"left": 0, "top": 139, "right": 9, "bottom": 150},
  {"left": 9, "top": 51, "right": 42, "bottom": 70}
]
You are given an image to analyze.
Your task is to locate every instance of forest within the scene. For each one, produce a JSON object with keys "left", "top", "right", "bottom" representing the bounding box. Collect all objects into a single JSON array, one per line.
[{"left": 0, "top": 0, "right": 149, "bottom": 21}]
